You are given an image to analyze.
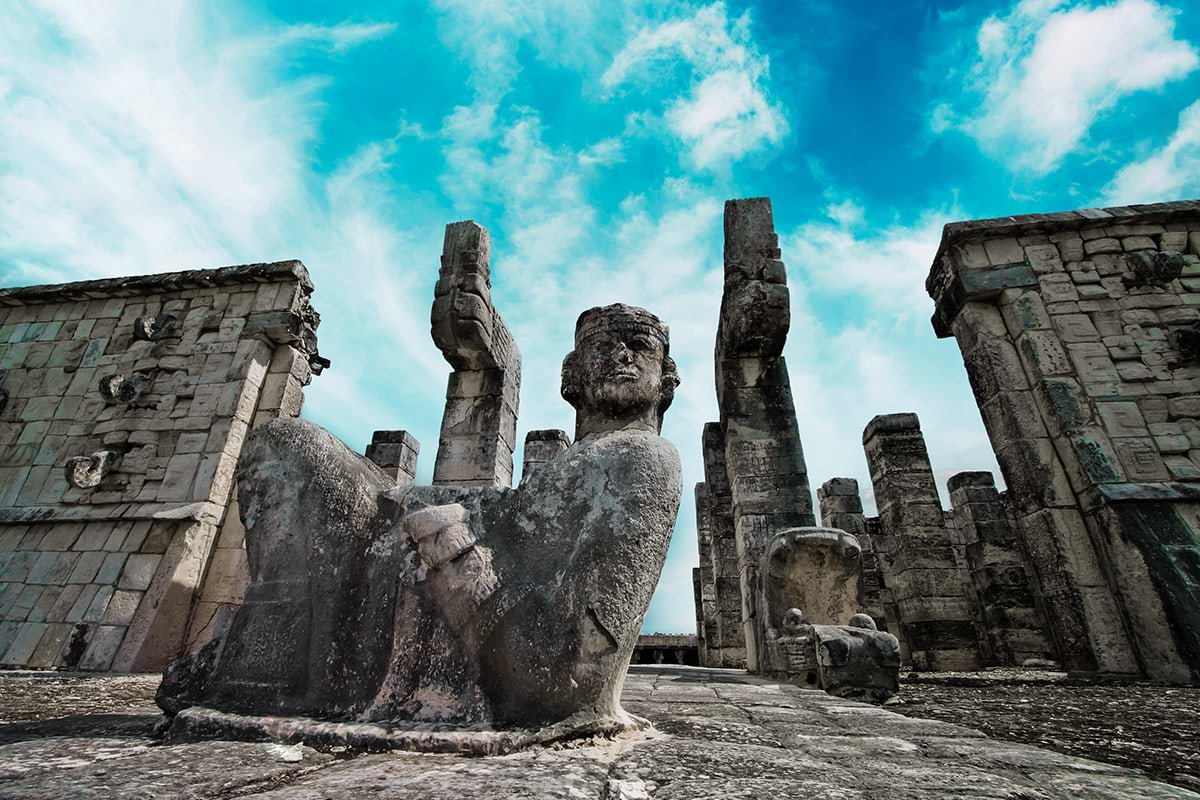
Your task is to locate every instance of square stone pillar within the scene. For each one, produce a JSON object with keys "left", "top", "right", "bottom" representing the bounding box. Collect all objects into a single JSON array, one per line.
[
  {"left": 520, "top": 429, "right": 570, "bottom": 484},
  {"left": 818, "top": 478, "right": 887, "bottom": 632},
  {"left": 365, "top": 431, "right": 420, "bottom": 487},
  {"left": 700, "top": 422, "right": 747, "bottom": 669},
  {"left": 863, "top": 413, "right": 983, "bottom": 671},
  {"left": 948, "top": 471, "right": 1055, "bottom": 665}
]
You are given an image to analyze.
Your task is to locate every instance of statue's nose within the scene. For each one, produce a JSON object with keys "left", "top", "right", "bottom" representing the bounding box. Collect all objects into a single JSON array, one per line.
[{"left": 614, "top": 343, "right": 634, "bottom": 363}]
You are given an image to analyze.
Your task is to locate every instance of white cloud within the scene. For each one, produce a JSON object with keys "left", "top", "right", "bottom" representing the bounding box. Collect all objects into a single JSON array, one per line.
[
  {"left": 785, "top": 200, "right": 957, "bottom": 320},
  {"left": 1101, "top": 99, "right": 1200, "bottom": 204},
  {"left": 602, "top": 2, "right": 787, "bottom": 170},
  {"left": 937, "top": 0, "right": 1198, "bottom": 173}
]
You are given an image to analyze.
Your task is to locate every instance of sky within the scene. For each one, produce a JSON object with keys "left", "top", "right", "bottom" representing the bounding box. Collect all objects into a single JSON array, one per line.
[{"left": 2, "top": 0, "right": 1199, "bottom": 634}]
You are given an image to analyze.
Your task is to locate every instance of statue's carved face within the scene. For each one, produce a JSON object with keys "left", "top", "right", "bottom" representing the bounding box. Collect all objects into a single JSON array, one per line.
[{"left": 575, "top": 328, "right": 665, "bottom": 419}]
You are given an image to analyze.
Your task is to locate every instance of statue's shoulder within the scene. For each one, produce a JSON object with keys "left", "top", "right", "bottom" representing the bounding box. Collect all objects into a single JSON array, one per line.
[{"left": 571, "top": 429, "right": 681, "bottom": 481}]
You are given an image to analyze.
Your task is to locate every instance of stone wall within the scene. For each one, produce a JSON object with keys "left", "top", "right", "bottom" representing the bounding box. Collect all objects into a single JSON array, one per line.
[
  {"left": 0, "top": 262, "right": 322, "bottom": 671},
  {"left": 928, "top": 199, "right": 1200, "bottom": 682}
]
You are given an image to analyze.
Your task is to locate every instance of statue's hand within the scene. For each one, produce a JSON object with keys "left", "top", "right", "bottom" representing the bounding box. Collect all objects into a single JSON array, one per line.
[
  {"left": 404, "top": 503, "right": 475, "bottom": 567},
  {"left": 403, "top": 502, "right": 498, "bottom": 616}
]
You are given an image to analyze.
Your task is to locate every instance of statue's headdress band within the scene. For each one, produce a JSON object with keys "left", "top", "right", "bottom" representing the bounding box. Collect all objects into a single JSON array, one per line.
[{"left": 573, "top": 304, "right": 669, "bottom": 348}]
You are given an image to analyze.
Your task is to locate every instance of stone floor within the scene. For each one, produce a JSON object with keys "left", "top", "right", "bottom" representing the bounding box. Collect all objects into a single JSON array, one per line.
[
  {"left": 0, "top": 666, "right": 1197, "bottom": 799},
  {"left": 893, "top": 669, "right": 1200, "bottom": 792}
]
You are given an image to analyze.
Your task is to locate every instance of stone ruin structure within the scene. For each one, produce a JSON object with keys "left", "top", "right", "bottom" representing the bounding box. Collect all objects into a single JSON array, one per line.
[
  {"left": 694, "top": 197, "right": 1200, "bottom": 688},
  {"left": 928, "top": 200, "right": 1200, "bottom": 683},
  {"left": 0, "top": 262, "right": 324, "bottom": 672},
  {"left": 154, "top": 220, "right": 685, "bottom": 753},
  {"left": 692, "top": 198, "right": 901, "bottom": 699}
]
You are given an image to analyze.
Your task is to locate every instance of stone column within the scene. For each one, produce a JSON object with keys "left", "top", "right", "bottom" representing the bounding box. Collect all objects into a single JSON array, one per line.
[
  {"left": 520, "top": 429, "right": 570, "bottom": 484},
  {"left": 691, "top": 566, "right": 707, "bottom": 665},
  {"left": 715, "top": 198, "right": 815, "bottom": 672},
  {"left": 365, "top": 431, "right": 420, "bottom": 487},
  {"left": 863, "top": 413, "right": 982, "bottom": 671},
  {"left": 701, "top": 422, "right": 747, "bottom": 669},
  {"left": 818, "top": 478, "right": 886, "bottom": 631},
  {"left": 693, "top": 483, "right": 718, "bottom": 667},
  {"left": 431, "top": 221, "right": 520, "bottom": 488},
  {"left": 948, "top": 471, "right": 1056, "bottom": 665}
]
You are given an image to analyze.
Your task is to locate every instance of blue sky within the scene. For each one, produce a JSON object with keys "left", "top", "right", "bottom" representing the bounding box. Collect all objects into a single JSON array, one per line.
[{"left": 3, "top": 0, "right": 1199, "bottom": 633}]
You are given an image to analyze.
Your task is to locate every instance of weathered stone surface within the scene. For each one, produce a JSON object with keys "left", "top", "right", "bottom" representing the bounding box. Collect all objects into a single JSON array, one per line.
[
  {"left": 520, "top": 429, "right": 571, "bottom": 483},
  {"left": 819, "top": 478, "right": 889, "bottom": 632},
  {"left": 760, "top": 527, "right": 862, "bottom": 631},
  {"left": 160, "top": 302, "right": 683, "bottom": 749}
]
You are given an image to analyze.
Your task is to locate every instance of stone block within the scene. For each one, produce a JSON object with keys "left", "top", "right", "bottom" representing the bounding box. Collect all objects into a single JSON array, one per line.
[
  {"left": 1, "top": 622, "right": 47, "bottom": 665},
  {"left": 82, "top": 585, "right": 114, "bottom": 622},
  {"left": 79, "top": 625, "right": 125, "bottom": 671},
  {"left": 66, "top": 550, "right": 106, "bottom": 584},
  {"left": 983, "top": 237, "right": 1024, "bottom": 264},
  {"left": 1084, "top": 238, "right": 1121, "bottom": 255},
  {"left": 119, "top": 553, "right": 162, "bottom": 591},
  {"left": 1113, "top": 437, "right": 1170, "bottom": 481},
  {"left": 1056, "top": 237, "right": 1085, "bottom": 263},
  {"left": 1052, "top": 314, "right": 1100, "bottom": 343},
  {"left": 102, "top": 589, "right": 142, "bottom": 626},
  {"left": 158, "top": 453, "right": 201, "bottom": 501}
]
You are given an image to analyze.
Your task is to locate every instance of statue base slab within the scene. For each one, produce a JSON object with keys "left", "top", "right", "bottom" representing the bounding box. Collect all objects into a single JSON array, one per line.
[{"left": 165, "top": 705, "right": 649, "bottom": 756}]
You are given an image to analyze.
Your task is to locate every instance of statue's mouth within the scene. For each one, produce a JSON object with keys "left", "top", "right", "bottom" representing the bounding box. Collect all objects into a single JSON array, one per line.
[{"left": 612, "top": 370, "right": 639, "bottom": 380}]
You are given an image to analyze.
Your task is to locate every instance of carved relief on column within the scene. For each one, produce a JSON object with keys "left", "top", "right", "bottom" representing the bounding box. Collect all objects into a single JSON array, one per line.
[{"left": 431, "top": 221, "right": 521, "bottom": 487}]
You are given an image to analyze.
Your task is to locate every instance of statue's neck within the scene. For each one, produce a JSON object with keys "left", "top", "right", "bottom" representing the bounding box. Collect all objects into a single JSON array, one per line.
[{"left": 574, "top": 408, "right": 659, "bottom": 441}]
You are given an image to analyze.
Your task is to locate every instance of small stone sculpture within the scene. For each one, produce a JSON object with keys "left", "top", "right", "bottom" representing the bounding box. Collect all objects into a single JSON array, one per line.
[
  {"left": 64, "top": 450, "right": 119, "bottom": 489},
  {"left": 1123, "top": 250, "right": 1184, "bottom": 288},
  {"left": 159, "top": 299, "right": 682, "bottom": 753},
  {"left": 133, "top": 313, "right": 179, "bottom": 341},
  {"left": 765, "top": 607, "right": 901, "bottom": 704},
  {"left": 98, "top": 372, "right": 153, "bottom": 405}
]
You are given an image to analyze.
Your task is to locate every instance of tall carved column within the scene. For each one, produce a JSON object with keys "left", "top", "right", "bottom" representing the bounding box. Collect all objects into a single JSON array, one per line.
[
  {"left": 693, "top": 483, "right": 717, "bottom": 667},
  {"left": 431, "top": 221, "right": 520, "bottom": 487},
  {"left": 863, "top": 413, "right": 982, "bottom": 671},
  {"left": 715, "top": 198, "right": 814, "bottom": 672}
]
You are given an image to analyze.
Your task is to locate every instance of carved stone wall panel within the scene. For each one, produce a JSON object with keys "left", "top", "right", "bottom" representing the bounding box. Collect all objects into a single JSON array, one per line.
[{"left": 0, "top": 261, "right": 322, "bottom": 671}]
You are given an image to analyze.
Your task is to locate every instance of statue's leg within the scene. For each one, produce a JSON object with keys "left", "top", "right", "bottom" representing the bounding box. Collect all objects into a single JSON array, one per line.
[{"left": 204, "top": 418, "right": 402, "bottom": 717}]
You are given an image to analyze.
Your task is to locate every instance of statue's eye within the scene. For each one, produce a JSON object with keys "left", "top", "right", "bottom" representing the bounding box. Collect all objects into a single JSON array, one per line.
[{"left": 629, "top": 337, "right": 653, "bottom": 352}]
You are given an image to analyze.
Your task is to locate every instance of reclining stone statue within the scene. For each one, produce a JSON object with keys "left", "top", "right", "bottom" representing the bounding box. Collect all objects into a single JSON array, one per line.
[{"left": 158, "top": 224, "right": 683, "bottom": 753}]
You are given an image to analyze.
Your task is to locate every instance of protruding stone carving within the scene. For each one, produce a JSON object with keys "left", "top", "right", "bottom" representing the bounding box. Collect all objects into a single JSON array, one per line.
[
  {"left": 159, "top": 282, "right": 682, "bottom": 751},
  {"left": 521, "top": 429, "right": 570, "bottom": 483},
  {"left": 365, "top": 430, "right": 420, "bottom": 487},
  {"left": 133, "top": 313, "right": 179, "bottom": 341},
  {"left": 762, "top": 527, "right": 862, "bottom": 631},
  {"left": 1123, "top": 250, "right": 1184, "bottom": 288},
  {"left": 98, "top": 372, "right": 153, "bottom": 405},
  {"left": 431, "top": 221, "right": 521, "bottom": 487},
  {"left": 64, "top": 450, "right": 119, "bottom": 489}
]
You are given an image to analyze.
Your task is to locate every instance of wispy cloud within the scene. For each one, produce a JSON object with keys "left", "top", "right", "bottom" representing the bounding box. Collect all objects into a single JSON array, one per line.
[
  {"left": 932, "top": 0, "right": 1198, "bottom": 174},
  {"left": 1101, "top": 99, "right": 1200, "bottom": 204},
  {"left": 601, "top": 2, "right": 787, "bottom": 170}
]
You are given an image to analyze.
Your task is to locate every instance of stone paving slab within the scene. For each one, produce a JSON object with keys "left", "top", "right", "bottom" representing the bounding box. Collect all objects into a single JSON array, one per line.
[{"left": 0, "top": 665, "right": 1196, "bottom": 799}]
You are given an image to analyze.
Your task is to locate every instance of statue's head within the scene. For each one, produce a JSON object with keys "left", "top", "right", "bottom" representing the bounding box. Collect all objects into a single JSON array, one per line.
[{"left": 561, "top": 304, "right": 679, "bottom": 437}]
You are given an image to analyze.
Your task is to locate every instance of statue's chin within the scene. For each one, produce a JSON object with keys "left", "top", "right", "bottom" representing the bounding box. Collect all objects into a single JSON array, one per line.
[{"left": 583, "top": 381, "right": 658, "bottom": 420}]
